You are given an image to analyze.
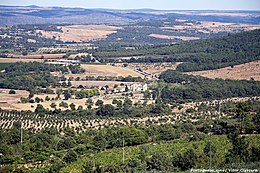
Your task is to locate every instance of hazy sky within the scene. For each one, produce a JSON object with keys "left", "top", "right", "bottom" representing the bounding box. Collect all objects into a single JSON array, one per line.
[{"left": 1, "top": 0, "right": 260, "bottom": 10}]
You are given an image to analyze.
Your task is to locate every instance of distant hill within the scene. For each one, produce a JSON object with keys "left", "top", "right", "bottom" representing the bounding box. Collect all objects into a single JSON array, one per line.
[{"left": 0, "top": 5, "right": 260, "bottom": 26}]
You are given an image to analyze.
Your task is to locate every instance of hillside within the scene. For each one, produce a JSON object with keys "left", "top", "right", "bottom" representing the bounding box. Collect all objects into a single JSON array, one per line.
[
  {"left": 0, "top": 5, "right": 260, "bottom": 26},
  {"left": 95, "top": 29, "right": 260, "bottom": 71}
]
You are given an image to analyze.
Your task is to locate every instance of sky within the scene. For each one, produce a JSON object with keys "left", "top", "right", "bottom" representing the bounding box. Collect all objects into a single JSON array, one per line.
[{"left": 1, "top": 0, "right": 260, "bottom": 10}]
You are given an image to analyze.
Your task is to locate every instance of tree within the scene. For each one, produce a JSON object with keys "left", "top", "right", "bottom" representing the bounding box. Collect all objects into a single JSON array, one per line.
[
  {"left": 35, "top": 104, "right": 45, "bottom": 113},
  {"left": 253, "top": 108, "right": 260, "bottom": 133},
  {"left": 35, "top": 97, "right": 41, "bottom": 103},
  {"left": 8, "top": 90, "right": 16, "bottom": 94},
  {"left": 64, "top": 91, "right": 71, "bottom": 100},
  {"left": 84, "top": 160, "right": 96, "bottom": 173},
  {"left": 96, "top": 104, "right": 115, "bottom": 117},
  {"left": 86, "top": 98, "right": 93, "bottom": 105},
  {"left": 226, "top": 131, "right": 250, "bottom": 163},
  {"left": 78, "top": 105, "right": 83, "bottom": 110},
  {"left": 143, "top": 90, "right": 151, "bottom": 100},
  {"left": 59, "top": 101, "right": 68, "bottom": 108},
  {"left": 63, "top": 150, "right": 77, "bottom": 163},
  {"left": 147, "top": 152, "right": 173, "bottom": 171},
  {"left": 45, "top": 96, "right": 50, "bottom": 101},
  {"left": 20, "top": 97, "right": 28, "bottom": 103},
  {"left": 69, "top": 103, "right": 76, "bottom": 110},
  {"left": 50, "top": 103, "right": 57, "bottom": 109},
  {"left": 125, "top": 85, "right": 129, "bottom": 92},
  {"left": 127, "top": 158, "right": 146, "bottom": 172},
  {"left": 95, "top": 100, "right": 104, "bottom": 107},
  {"left": 29, "top": 92, "right": 34, "bottom": 99},
  {"left": 173, "top": 149, "right": 198, "bottom": 171}
]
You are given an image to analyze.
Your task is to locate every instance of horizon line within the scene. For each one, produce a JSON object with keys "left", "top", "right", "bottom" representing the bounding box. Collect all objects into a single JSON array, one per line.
[{"left": 0, "top": 4, "right": 260, "bottom": 11}]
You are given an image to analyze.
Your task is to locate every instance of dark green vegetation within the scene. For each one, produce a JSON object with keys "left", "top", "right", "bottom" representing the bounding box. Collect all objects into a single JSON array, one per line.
[
  {"left": 94, "top": 29, "right": 260, "bottom": 72},
  {"left": 0, "top": 63, "right": 12, "bottom": 70},
  {"left": 0, "top": 100, "right": 260, "bottom": 172},
  {"left": 68, "top": 65, "right": 85, "bottom": 74},
  {"left": 93, "top": 20, "right": 218, "bottom": 46},
  {"left": 0, "top": 62, "right": 68, "bottom": 90},
  {"left": 33, "top": 97, "right": 170, "bottom": 117},
  {"left": 75, "top": 89, "right": 100, "bottom": 99},
  {"left": 159, "top": 70, "right": 260, "bottom": 102}
]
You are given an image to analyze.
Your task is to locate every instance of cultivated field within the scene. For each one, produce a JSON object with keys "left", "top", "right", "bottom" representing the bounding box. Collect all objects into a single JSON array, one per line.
[
  {"left": 10, "top": 53, "right": 66, "bottom": 59},
  {"left": 187, "top": 60, "right": 260, "bottom": 81},
  {"left": 0, "top": 89, "right": 29, "bottom": 110},
  {"left": 66, "top": 64, "right": 143, "bottom": 78},
  {"left": 149, "top": 34, "right": 200, "bottom": 41},
  {"left": 0, "top": 58, "right": 44, "bottom": 63},
  {"left": 38, "top": 25, "right": 122, "bottom": 42}
]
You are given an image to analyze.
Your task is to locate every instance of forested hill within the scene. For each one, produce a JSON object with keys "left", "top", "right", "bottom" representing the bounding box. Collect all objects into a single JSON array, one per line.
[
  {"left": 159, "top": 70, "right": 260, "bottom": 102},
  {"left": 95, "top": 29, "right": 260, "bottom": 72}
]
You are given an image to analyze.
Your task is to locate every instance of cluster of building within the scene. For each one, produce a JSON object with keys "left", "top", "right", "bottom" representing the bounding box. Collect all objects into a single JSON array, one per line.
[
  {"left": 45, "top": 59, "right": 80, "bottom": 66},
  {"left": 100, "top": 83, "right": 148, "bottom": 94}
]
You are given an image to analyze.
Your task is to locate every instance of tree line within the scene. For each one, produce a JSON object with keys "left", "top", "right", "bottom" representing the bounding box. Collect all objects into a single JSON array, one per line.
[{"left": 159, "top": 70, "right": 260, "bottom": 102}]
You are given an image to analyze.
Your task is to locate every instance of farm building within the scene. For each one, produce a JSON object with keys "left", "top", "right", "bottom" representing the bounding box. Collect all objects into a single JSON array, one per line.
[{"left": 45, "top": 59, "right": 80, "bottom": 66}]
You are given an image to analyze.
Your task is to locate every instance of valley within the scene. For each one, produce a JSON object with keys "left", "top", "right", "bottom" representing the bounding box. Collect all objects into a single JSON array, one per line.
[{"left": 0, "top": 4, "right": 260, "bottom": 173}]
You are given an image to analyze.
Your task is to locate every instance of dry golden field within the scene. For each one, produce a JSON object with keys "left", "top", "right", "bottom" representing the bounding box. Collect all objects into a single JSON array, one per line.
[
  {"left": 0, "top": 58, "right": 44, "bottom": 63},
  {"left": 149, "top": 34, "right": 200, "bottom": 41},
  {"left": 70, "top": 81, "right": 135, "bottom": 88},
  {"left": 0, "top": 89, "right": 29, "bottom": 110},
  {"left": 38, "top": 25, "right": 122, "bottom": 42},
  {"left": 187, "top": 60, "right": 260, "bottom": 81},
  {"left": 11, "top": 53, "right": 65, "bottom": 59},
  {"left": 66, "top": 64, "right": 143, "bottom": 79}
]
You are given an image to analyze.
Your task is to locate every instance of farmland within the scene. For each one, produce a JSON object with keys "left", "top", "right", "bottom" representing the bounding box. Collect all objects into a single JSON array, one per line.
[
  {"left": 0, "top": 58, "right": 44, "bottom": 63},
  {"left": 65, "top": 64, "right": 143, "bottom": 78},
  {"left": 38, "top": 25, "right": 122, "bottom": 42},
  {"left": 149, "top": 34, "right": 200, "bottom": 41},
  {"left": 186, "top": 60, "right": 260, "bottom": 81}
]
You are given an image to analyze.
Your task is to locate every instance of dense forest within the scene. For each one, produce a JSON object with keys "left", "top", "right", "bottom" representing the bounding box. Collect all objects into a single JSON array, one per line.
[
  {"left": 94, "top": 29, "right": 260, "bottom": 71},
  {"left": 159, "top": 70, "right": 260, "bottom": 102},
  {"left": 0, "top": 62, "right": 68, "bottom": 90}
]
